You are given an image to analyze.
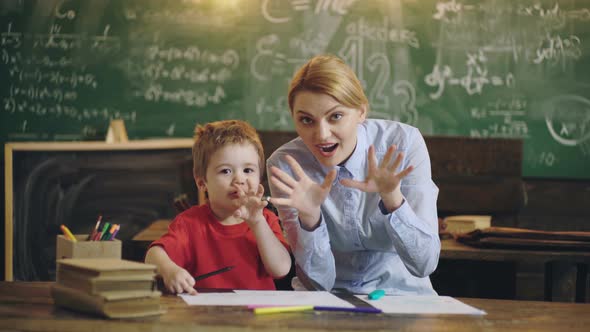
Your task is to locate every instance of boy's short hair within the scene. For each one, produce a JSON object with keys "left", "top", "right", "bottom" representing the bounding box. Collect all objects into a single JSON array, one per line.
[{"left": 192, "top": 120, "right": 265, "bottom": 179}]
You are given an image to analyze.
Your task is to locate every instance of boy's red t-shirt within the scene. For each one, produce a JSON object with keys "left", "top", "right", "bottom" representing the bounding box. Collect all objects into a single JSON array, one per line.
[{"left": 149, "top": 204, "right": 289, "bottom": 290}]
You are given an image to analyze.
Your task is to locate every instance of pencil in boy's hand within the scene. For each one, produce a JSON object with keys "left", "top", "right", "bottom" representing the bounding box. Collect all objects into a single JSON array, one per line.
[{"left": 193, "top": 266, "right": 234, "bottom": 281}]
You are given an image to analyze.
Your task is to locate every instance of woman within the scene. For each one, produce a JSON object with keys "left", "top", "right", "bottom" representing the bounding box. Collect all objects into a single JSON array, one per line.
[{"left": 266, "top": 54, "right": 440, "bottom": 295}]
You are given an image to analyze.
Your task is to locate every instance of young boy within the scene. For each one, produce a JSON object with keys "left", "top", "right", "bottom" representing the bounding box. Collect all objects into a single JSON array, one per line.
[{"left": 145, "top": 120, "right": 291, "bottom": 294}]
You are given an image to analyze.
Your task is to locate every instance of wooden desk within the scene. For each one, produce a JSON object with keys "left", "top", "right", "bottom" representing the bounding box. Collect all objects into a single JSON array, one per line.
[
  {"left": 441, "top": 238, "right": 590, "bottom": 264},
  {"left": 1, "top": 282, "right": 589, "bottom": 332},
  {"left": 132, "top": 220, "right": 590, "bottom": 301},
  {"left": 440, "top": 239, "right": 590, "bottom": 302},
  {"left": 132, "top": 219, "right": 172, "bottom": 242}
]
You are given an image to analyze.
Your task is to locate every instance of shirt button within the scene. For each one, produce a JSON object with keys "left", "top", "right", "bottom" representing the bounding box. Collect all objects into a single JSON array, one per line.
[{"left": 345, "top": 192, "right": 352, "bottom": 199}]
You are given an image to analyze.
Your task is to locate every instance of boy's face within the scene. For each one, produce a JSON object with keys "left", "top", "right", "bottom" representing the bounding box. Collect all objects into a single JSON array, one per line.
[{"left": 196, "top": 142, "right": 261, "bottom": 219}]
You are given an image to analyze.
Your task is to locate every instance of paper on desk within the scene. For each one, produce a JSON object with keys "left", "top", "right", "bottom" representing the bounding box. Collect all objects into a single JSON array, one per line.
[
  {"left": 180, "top": 290, "right": 354, "bottom": 307},
  {"left": 354, "top": 295, "right": 486, "bottom": 315}
]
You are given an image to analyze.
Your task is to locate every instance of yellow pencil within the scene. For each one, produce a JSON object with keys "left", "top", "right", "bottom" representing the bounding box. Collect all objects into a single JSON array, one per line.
[
  {"left": 253, "top": 305, "right": 314, "bottom": 315},
  {"left": 60, "top": 224, "right": 77, "bottom": 242}
]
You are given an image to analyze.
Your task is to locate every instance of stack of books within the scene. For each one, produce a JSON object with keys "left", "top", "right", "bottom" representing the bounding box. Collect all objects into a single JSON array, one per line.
[
  {"left": 52, "top": 258, "right": 165, "bottom": 318},
  {"left": 443, "top": 215, "right": 492, "bottom": 235}
]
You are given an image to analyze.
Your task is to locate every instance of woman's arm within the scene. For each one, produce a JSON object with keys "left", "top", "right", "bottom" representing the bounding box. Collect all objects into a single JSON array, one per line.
[
  {"left": 266, "top": 154, "right": 337, "bottom": 290},
  {"left": 364, "top": 130, "right": 440, "bottom": 277}
]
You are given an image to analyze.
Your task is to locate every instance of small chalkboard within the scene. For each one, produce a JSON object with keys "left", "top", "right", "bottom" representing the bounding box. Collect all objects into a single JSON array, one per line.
[{"left": 4, "top": 139, "right": 194, "bottom": 281}]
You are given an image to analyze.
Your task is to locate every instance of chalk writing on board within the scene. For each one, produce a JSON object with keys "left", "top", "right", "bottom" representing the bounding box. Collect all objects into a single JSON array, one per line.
[
  {"left": 469, "top": 97, "right": 528, "bottom": 139},
  {"left": 123, "top": 0, "right": 245, "bottom": 27},
  {"left": 256, "top": 96, "right": 290, "bottom": 128},
  {"left": 345, "top": 17, "right": 419, "bottom": 49},
  {"left": 261, "top": 0, "right": 358, "bottom": 23},
  {"left": 533, "top": 34, "right": 581, "bottom": 65},
  {"left": 251, "top": 34, "right": 306, "bottom": 81},
  {"left": 425, "top": 49, "right": 515, "bottom": 100},
  {"left": 129, "top": 45, "right": 238, "bottom": 108},
  {"left": 543, "top": 95, "right": 590, "bottom": 147}
]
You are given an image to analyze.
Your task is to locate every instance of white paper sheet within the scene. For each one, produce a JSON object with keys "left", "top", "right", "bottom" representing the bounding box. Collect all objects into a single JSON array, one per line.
[
  {"left": 180, "top": 290, "right": 354, "bottom": 307},
  {"left": 354, "top": 295, "right": 486, "bottom": 315}
]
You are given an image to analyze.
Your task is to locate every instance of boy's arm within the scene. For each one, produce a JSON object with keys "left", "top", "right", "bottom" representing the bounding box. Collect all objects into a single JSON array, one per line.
[
  {"left": 145, "top": 246, "right": 197, "bottom": 295},
  {"left": 248, "top": 214, "right": 292, "bottom": 278},
  {"left": 234, "top": 182, "right": 291, "bottom": 278}
]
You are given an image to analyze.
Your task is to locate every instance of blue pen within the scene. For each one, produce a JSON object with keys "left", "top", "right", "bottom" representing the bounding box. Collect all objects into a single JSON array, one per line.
[{"left": 368, "top": 289, "right": 385, "bottom": 300}]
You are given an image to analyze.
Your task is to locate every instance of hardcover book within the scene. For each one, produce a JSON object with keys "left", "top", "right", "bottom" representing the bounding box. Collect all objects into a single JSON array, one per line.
[
  {"left": 56, "top": 258, "right": 157, "bottom": 278},
  {"left": 52, "top": 284, "right": 164, "bottom": 318}
]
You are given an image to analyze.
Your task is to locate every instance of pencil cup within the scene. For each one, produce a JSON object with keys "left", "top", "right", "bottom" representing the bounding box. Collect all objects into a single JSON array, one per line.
[{"left": 56, "top": 234, "right": 122, "bottom": 260}]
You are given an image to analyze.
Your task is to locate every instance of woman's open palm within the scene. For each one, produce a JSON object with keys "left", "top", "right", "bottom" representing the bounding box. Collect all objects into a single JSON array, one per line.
[
  {"left": 269, "top": 155, "right": 336, "bottom": 223},
  {"left": 340, "top": 145, "right": 413, "bottom": 195}
]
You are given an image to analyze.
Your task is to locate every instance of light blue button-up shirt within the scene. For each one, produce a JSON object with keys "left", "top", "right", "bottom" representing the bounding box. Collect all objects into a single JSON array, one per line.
[{"left": 267, "top": 119, "right": 440, "bottom": 295}]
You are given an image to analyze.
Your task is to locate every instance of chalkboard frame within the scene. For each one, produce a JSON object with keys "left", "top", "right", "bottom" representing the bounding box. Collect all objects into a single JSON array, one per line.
[{"left": 4, "top": 139, "right": 193, "bottom": 281}]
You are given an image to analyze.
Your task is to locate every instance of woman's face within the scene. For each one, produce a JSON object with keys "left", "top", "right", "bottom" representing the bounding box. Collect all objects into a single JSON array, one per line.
[{"left": 291, "top": 91, "right": 366, "bottom": 167}]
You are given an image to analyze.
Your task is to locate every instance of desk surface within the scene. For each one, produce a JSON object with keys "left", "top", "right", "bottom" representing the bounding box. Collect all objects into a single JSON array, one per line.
[
  {"left": 441, "top": 237, "right": 590, "bottom": 263},
  {"left": 1, "top": 282, "right": 589, "bottom": 332}
]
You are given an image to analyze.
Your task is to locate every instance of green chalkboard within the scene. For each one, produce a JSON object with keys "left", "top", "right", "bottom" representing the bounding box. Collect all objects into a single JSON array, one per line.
[{"left": 1, "top": 0, "right": 589, "bottom": 179}]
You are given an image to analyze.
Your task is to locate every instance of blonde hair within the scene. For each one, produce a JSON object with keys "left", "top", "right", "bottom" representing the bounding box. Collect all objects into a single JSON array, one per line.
[
  {"left": 192, "top": 120, "right": 264, "bottom": 179},
  {"left": 288, "top": 54, "right": 369, "bottom": 112}
]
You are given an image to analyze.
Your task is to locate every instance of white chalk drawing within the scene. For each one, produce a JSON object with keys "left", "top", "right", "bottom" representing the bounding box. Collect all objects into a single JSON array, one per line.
[
  {"left": 425, "top": 49, "right": 514, "bottom": 99},
  {"left": 533, "top": 33, "right": 581, "bottom": 67},
  {"left": 393, "top": 80, "right": 418, "bottom": 126},
  {"left": 251, "top": 34, "right": 305, "bottom": 81},
  {"left": 544, "top": 95, "right": 590, "bottom": 147},
  {"left": 262, "top": 0, "right": 357, "bottom": 23}
]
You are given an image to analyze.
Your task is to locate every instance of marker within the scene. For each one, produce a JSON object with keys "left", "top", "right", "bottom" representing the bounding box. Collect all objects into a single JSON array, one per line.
[
  {"left": 110, "top": 224, "right": 120, "bottom": 240},
  {"left": 368, "top": 289, "right": 385, "bottom": 300},
  {"left": 314, "top": 306, "right": 382, "bottom": 314},
  {"left": 253, "top": 305, "right": 313, "bottom": 315},
  {"left": 87, "top": 215, "right": 102, "bottom": 241},
  {"left": 99, "top": 222, "right": 111, "bottom": 241},
  {"left": 105, "top": 224, "right": 117, "bottom": 240},
  {"left": 194, "top": 266, "right": 234, "bottom": 282},
  {"left": 60, "top": 224, "right": 77, "bottom": 242}
]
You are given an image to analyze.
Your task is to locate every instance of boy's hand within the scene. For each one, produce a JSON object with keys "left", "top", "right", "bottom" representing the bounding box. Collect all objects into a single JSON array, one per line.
[
  {"left": 233, "top": 180, "right": 267, "bottom": 226},
  {"left": 162, "top": 265, "right": 197, "bottom": 295},
  {"left": 269, "top": 155, "right": 336, "bottom": 230}
]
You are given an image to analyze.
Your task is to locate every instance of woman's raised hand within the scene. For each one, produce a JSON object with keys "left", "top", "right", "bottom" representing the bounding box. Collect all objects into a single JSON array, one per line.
[
  {"left": 270, "top": 155, "right": 336, "bottom": 230},
  {"left": 340, "top": 145, "right": 413, "bottom": 211}
]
